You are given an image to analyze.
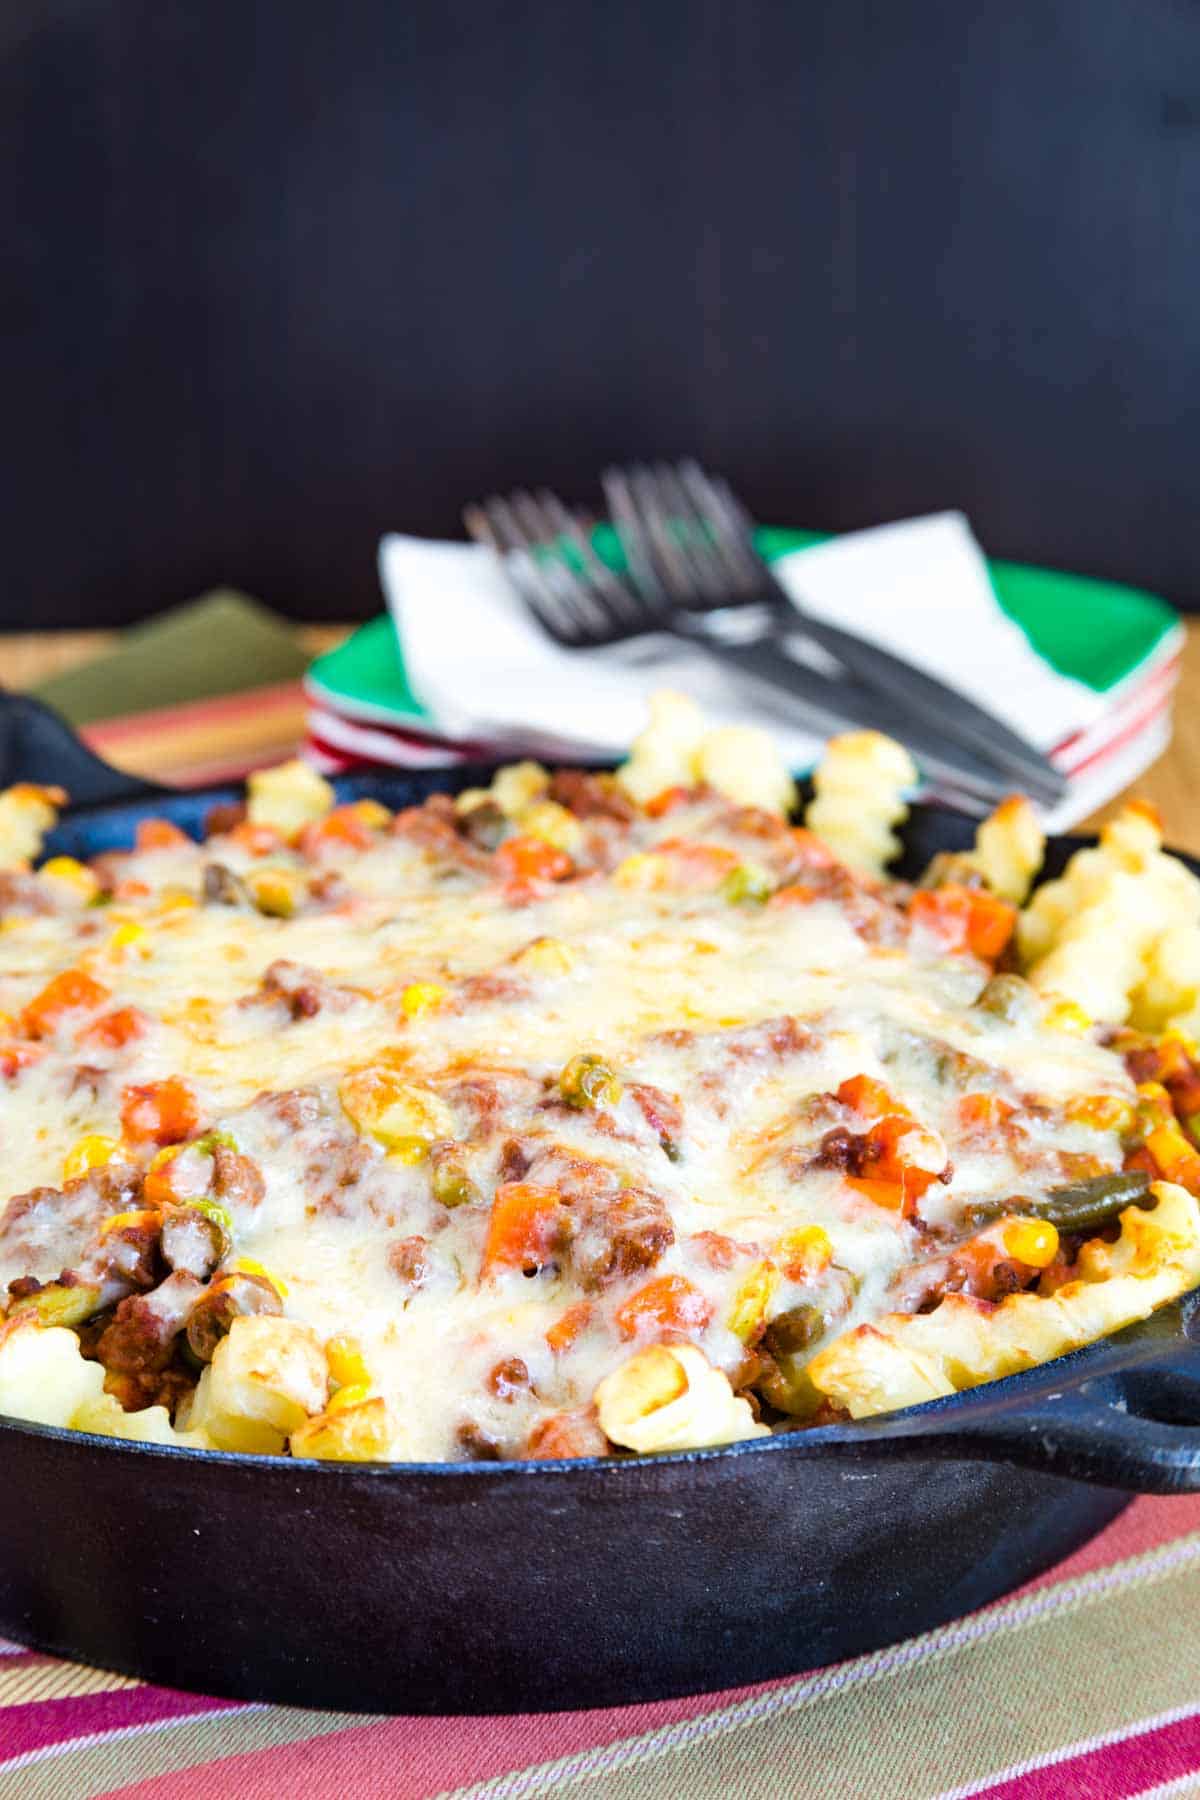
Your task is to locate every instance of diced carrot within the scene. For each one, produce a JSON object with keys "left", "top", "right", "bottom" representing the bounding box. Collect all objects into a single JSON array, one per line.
[
  {"left": 142, "top": 1160, "right": 181, "bottom": 1207},
  {"left": 909, "top": 886, "right": 970, "bottom": 949},
  {"left": 860, "top": 1116, "right": 942, "bottom": 1207},
  {"left": 1148, "top": 1036, "right": 1191, "bottom": 1084},
  {"left": 845, "top": 1175, "right": 906, "bottom": 1211},
  {"left": 135, "top": 818, "right": 191, "bottom": 851},
  {"left": 227, "top": 821, "right": 284, "bottom": 856},
  {"left": 1063, "top": 1093, "right": 1133, "bottom": 1132},
  {"left": 909, "top": 886, "right": 1016, "bottom": 962},
  {"left": 964, "top": 891, "right": 1017, "bottom": 960},
  {"left": 119, "top": 1077, "right": 202, "bottom": 1147},
  {"left": 957, "top": 1093, "right": 1016, "bottom": 1131},
  {"left": 655, "top": 838, "right": 741, "bottom": 889},
  {"left": 688, "top": 1230, "right": 745, "bottom": 1270},
  {"left": 20, "top": 968, "right": 111, "bottom": 1039},
  {"left": 298, "top": 806, "right": 375, "bottom": 858},
  {"left": 523, "top": 1410, "right": 606, "bottom": 1459},
  {"left": 0, "top": 1042, "right": 45, "bottom": 1079},
  {"left": 788, "top": 827, "right": 838, "bottom": 869},
  {"left": 113, "top": 878, "right": 151, "bottom": 900},
  {"left": 142, "top": 1142, "right": 213, "bottom": 1206},
  {"left": 1172, "top": 1075, "right": 1200, "bottom": 1128},
  {"left": 615, "top": 1273, "right": 714, "bottom": 1341},
  {"left": 545, "top": 1300, "right": 593, "bottom": 1353},
  {"left": 1126, "top": 797, "right": 1163, "bottom": 833},
  {"left": 643, "top": 786, "right": 692, "bottom": 818},
  {"left": 1145, "top": 1123, "right": 1200, "bottom": 1194},
  {"left": 480, "top": 1182, "right": 566, "bottom": 1279},
  {"left": 862, "top": 1114, "right": 913, "bottom": 1171},
  {"left": 494, "top": 836, "right": 573, "bottom": 890},
  {"left": 769, "top": 883, "right": 820, "bottom": 908},
  {"left": 837, "top": 1074, "right": 903, "bottom": 1120},
  {"left": 78, "top": 1006, "right": 149, "bottom": 1050}
]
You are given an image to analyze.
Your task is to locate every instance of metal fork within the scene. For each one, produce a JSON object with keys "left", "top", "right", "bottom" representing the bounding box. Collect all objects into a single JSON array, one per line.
[
  {"left": 601, "top": 461, "right": 1066, "bottom": 807},
  {"left": 464, "top": 490, "right": 1039, "bottom": 809}
]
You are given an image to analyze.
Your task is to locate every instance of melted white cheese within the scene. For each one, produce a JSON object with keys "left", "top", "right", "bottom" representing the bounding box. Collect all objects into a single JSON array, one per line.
[{"left": 0, "top": 798, "right": 1136, "bottom": 1459}]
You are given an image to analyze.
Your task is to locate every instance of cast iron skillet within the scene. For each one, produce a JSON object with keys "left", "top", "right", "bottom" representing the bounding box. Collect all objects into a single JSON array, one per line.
[{"left": 2, "top": 692, "right": 1200, "bottom": 1714}]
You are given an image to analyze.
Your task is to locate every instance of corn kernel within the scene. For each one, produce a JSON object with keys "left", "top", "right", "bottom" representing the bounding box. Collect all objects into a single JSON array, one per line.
[
  {"left": 517, "top": 800, "right": 584, "bottom": 854},
  {"left": 109, "top": 921, "right": 148, "bottom": 953},
  {"left": 1064, "top": 1094, "right": 1135, "bottom": 1134},
  {"left": 726, "top": 1261, "right": 782, "bottom": 1342},
  {"left": 63, "top": 1134, "right": 119, "bottom": 1181},
  {"left": 327, "top": 1381, "right": 373, "bottom": 1413},
  {"left": 246, "top": 866, "right": 302, "bottom": 919},
  {"left": 100, "top": 1209, "right": 162, "bottom": 1236},
  {"left": 1002, "top": 1218, "right": 1060, "bottom": 1268},
  {"left": 400, "top": 981, "right": 447, "bottom": 1018},
  {"left": 350, "top": 799, "right": 392, "bottom": 830},
  {"left": 387, "top": 1138, "right": 431, "bottom": 1165},
  {"left": 339, "top": 1067, "right": 455, "bottom": 1151},
  {"left": 513, "top": 936, "right": 578, "bottom": 976},
  {"left": 157, "top": 890, "right": 197, "bottom": 914},
  {"left": 1044, "top": 1000, "right": 1093, "bottom": 1036},
  {"left": 326, "top": 1335, "right": 371, "bottom": 1389},
  {"left": 39, "top": 856, "right": 100, "bottom": 903},
  {"left": 775, "top": 1225, "right": 834, "bottom": 1279},
  {"left": 614, "top": 852, "right": 668, "bottom": 890},
  {"left": 228, "top": 1255, "right": 289, "bottom": 1297}
]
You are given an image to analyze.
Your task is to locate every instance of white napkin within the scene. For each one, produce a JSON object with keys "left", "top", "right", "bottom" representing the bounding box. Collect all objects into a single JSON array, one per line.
[{"left": 378, "top": 512, "right": 1106, "bottom": 806}]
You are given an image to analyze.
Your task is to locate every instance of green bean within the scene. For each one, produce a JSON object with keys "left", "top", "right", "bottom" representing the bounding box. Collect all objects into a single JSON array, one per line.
[{"left": 966, "top": 1170, "right": 1152, "bottom": 1233}]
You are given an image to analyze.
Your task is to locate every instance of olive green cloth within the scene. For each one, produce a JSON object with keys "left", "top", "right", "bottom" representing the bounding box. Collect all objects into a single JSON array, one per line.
[{"left": 30, "top": 593, "right": 310, "bottom": 726}]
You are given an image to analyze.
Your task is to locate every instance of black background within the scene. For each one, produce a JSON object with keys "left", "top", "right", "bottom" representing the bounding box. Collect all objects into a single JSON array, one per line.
[{"left": 3, "top": 0, "right": 1199, "bottom": 627}]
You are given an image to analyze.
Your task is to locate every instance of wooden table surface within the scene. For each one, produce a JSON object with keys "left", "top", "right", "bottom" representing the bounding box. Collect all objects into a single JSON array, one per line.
[{"left": 2, "top": 622, "right": 1199, "bottom": 853}]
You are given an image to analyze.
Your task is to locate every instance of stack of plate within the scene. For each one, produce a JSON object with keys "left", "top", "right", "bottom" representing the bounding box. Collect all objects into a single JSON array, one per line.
[{"left": 305, "top": 522, "right": 1183, "bottom": 828}]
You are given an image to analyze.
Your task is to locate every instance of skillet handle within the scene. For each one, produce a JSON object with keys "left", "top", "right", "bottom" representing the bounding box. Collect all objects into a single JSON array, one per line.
[
  {"left": 839, "top": 1304, "right": 1200, "bottom": 1494},
  {"left": 0, "top": 690, "right": 163, "bottom": 807}
]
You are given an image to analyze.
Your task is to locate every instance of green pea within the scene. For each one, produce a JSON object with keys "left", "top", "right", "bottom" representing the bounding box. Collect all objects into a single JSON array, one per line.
[
  {"left": 559, "top": 1053, "right": 622, "bottom": 1109},
  {"left": 719, "top": 863, "right": 773, "bottom": 906}
]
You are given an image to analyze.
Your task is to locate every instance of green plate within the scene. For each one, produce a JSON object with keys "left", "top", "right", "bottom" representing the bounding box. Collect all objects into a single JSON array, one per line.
[{"left": 308, "top": 529, "right": 1181, "bottom": 729}]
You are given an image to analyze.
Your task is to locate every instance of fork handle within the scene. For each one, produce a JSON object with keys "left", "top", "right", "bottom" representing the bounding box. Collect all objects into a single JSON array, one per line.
[
  {"left": 765, "top": 603, "right": 1065, "bottom": 806},
  {"left": 690, "top": 637, "right": 1020, "bottom": 807}
]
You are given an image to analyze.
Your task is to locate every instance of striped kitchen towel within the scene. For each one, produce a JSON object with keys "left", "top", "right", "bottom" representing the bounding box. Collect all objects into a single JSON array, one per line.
[{"left": 5, "top": 1493, "right": 1200, "bottom": 1799}]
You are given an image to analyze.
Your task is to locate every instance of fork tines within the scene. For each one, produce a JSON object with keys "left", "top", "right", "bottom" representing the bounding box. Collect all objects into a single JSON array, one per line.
[{"left": 465, "top": 490, "right": 660, "bottom": 648}]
